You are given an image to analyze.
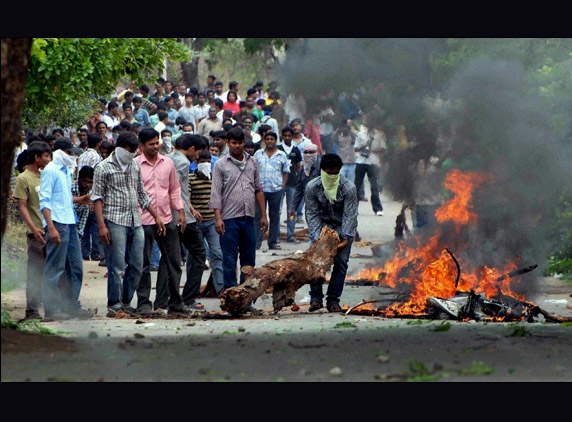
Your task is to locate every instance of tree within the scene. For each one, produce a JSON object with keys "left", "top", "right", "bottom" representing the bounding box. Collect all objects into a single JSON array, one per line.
[{"left": 23, "top": 38, "right": 190, "bottom": 130}]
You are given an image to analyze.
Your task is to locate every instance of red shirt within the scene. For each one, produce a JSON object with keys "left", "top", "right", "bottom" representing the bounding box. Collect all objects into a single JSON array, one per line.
[{"left": 223, "top": 101, "right": 241, "bottom": 115}]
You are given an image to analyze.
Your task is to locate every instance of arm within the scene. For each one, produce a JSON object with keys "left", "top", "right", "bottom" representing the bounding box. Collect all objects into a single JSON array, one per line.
[
  {"left": 17, "top": 199, "right": 46, "bottom": 245},
  {"left": 255, "top": 190, "right": 268, "bottom": 233},
  {"left": 93, "top": 199, "right": 110, "bottom": 245},
  {"left": 42, "top": 207, "right": 60, "bottom": 245}
]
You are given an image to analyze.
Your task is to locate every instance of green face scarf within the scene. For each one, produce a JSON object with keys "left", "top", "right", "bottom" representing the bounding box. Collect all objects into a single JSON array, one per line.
[{"left": 321, "top": 169, "right": 340, "bottom": 203}]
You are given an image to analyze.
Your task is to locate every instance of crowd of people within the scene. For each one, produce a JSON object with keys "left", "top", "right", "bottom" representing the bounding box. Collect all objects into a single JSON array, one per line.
[{"left": 10, "top": 74, "right": 422, "bottom": 321}]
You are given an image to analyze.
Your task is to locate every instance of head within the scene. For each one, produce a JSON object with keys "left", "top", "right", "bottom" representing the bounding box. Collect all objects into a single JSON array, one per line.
[
  {"left": 158, "top": 111, "right": 168, "bottom": 123},
  {"left": 124, "top": 91, "right": 134, "bottom": 103},
  {"left": 226, "top": 126, "right": 245, "bottom": 159},
  {"left": 139, "top": 84, "right": 150, "bottom": 96},
  {"left": 255, "top": 81, "right": 264, "bottom": 91},
  {"left": 229, "top": 81, "right": 239, "bottom": 91},
  {"left": 100, "top": 141, "right": 115, "bottom": 159},
  {"left": 258, "top": 124, "right": 272, "bottom": 137},
  {"left": 244, "top": 140, "right": 255, "bottom": 156},
  {"left": 52, "top": 128, "right": 64, "bottom": 138},
  {"left": 77, "top": 165, "right": 95, "bottom": 193},
  {"left": 133, "top": 95, "right": 143, "bottom": 109},
  {"left": 78, "top": 128, "right": 89, "bottom": 147},
  {"left": 263, "top": 131, "right": 278, "bottom": 150},
  {"left": 26, "top": 140, "right": 52, "bottom": 170},
  {"left": 138, "top": 127, "right": 160, "bottom": 158},
  {"left": 207, "top": 74, "right": 216, "bottom": 85},
  {"left": 209, "top": 142, "right": 220, "bottom": 157},
  {"left": 211, "top": 130, "right": 227, "bottom": 150},
  {"left": 206, "top": 89, "right": 215, "bottom": 102},
  {"left": 116, "top": 131, "right": 140, "bottom": 153},
  {"left": 123, "top": 103, "right": 133, "bottom": 117},
  {"left": 107, "top": 101, "right": 119, "bottom": 115},
  {"left": 242, "top": 116, "right": 254, "bottom": 131},
  {"left": 182, "top": 122, "right": 194, "bottom": 134},
  {"left": 87, "top": 133, "right": 103, "bottom": 150},
  {"left": 197, "top": 92, "right": 206, "bottom": 105},
  {"left": 53, "top": 137, "right": 75, "bottom": 154},
  {"left": 174, "top": 134, "right": 206, "bottom": 162},
  {"left": 227, "top": 90, "right": 238, "bottom": 103},
  {"left": 96, "top": 120, "right": 108, "bottom": 137},
  {"left": 163, "top": 80, "right": 173, "bottom": 93},
  {"left": 320, "top": 153, "right": 343, "bottom": 174},
  {"left": 214, "top": 81, "right": 224, "bottom": 95},
  {"left": 44, "top": 134, "right": 56, "bottom": 150},
  {"left": 290, "top": 118, "right": 303, "bottom": 134}
]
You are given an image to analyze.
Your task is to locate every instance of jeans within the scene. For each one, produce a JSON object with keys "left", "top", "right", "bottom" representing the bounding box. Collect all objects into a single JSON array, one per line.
[
  {"left": 354, "top": 163, "right": 383, "bottom": 213},
  {"left": 340, "top": 163, "right": 356, "bottom": 184},
  {"left": 81, "top": 211, "right": 104, "bottom": 260},
  {"left": 43, "top": 222, "right": 84, "bottom": 315},
  {"left": 139, "top": 221, "right": 184, "bottom": 311},
  {"left": 254, "top": 190, "right": 282, "bottom": 248},
  {"left": 105, "top": 220, "right": 144, "bottom": 308},
  {"left": 282, "top": 186, "right": 296, "bottom": 240},
  {"left": 151, "top": 240, "right": 160, "bottom": 267},
  {"left": 178, "top": 222, "right": 207, "bottom": 305},
  {"left": 189, "top": 219, "right": 224, "bottom": 294},
  {"left": 220, "top": 217, "right": 257, "bottom": 289},
  {"left": 309, "top": 235, "right": 353, "bottom": 306},
  {"left": 26, "top": 233, "right": 45, "bottom": 316}
]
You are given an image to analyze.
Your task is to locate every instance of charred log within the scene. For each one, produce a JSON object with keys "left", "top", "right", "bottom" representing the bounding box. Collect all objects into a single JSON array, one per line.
[{"left": 219, "top": 226, "right": 340, "bottom": 316}]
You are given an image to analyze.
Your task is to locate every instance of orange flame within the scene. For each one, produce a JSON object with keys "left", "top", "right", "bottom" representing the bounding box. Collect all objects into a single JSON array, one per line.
[{"left": 352, "top": 169, "right": 528, "bottom": 315}]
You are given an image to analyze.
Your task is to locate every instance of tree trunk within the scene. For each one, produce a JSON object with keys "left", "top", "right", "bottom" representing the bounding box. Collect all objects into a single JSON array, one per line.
[
  {"left": 178, "top": 38, "right": 203, "bottom": 89},
  {"left": 219, "top": 226, "right": 340, "bottom": 316},
  {"left": 1, "top": 38, "right": 32, "bottom": 244}
]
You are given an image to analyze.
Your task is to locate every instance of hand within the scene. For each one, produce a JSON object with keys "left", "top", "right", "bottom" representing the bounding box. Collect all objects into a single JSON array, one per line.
[
  {"left": 260, "top": 216, "right": 269, "bottom": 234},
  {"left": 156, "top": 218, "right": 166, "bottom": 236},
  {"left": 177, "top": 211, "right": 186, "bottom": 233},
  {"left": 33, "top": 228, "right": 46, "bottom": 246},
  {"left": 48, "top": 226, "right": 61, "bottom": 245},
  {"left": 215, "top": 219, "right": 225, "bottom": 235},
  {"left": 336, "top": 238, "right": 349, "bottom": 254},
  {"left": 99, "top": 226, "right": 111, "bottom": 245},
  {"left": 77, "top": 194, "right": 91, "bottom": 205},
  {"left": 288, "top": 210, "right": 296, "bottom": 221}
]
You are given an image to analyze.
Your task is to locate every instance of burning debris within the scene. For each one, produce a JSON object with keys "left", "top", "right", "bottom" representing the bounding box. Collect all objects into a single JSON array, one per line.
[{"left": 344, "top": 168, "right": 572, "bottom": 323}]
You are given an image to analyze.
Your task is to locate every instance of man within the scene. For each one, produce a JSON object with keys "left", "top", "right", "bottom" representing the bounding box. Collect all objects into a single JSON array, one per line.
[
  {"left": 135, "top": 128, "right": 190, "bottom": 316},
  {"left": 165, "top": 134, "right": 209, "bottom": 311},
  {"left": 189, "top": 150, "right": 224, "bottom": 295},
  {"left": 211, "top": 130, "right": 229, "bottom": 158},
  {"left": 39, "top": 138, "right": 93, "bottom": 321},
  {"left": 132, "top": 95, "right": 152, "bottom": 128},
  {"left": 92, "top": 132, "right": 165, "bottom": 316},
  {"left": 197, "top": 106, "right": 222, "bottom": 142},
  {"left": 77, "top": 133, "right": 102, "bottom": 173},
  {"left": 278, "top": 126, "right": 302, "bottom": 243},
  {"left": 354, "top": 121, "right": 387, "bottom": 216},
  {"left": 102, "top": 101, "right": 121, "bottom": 140},
  {"left": 253, "top": 131, "right": 290, "bottom": 250},
  {"left": 177, "top": 92, "right": 198, "bottom": 127},
  {"left": 193, "top": 92, "right": 210, "bottom": 128},
  {"left": 202, "top": 74, "right": 217, "bottom": 95},
  {"left": 13, "top": 141, "right": 53, "bottom": 320},
  {"left": 163, "top": 95, "right": 179, "bottom": 135},
  {"left": 304, "top": 153, "right": 358, "bottom": 313},
  {"left": 70, "top": 166, "right": 97, "bottom": 260},
  {"left": 209, "top": 127, "right": 268, "bottom": 311}
]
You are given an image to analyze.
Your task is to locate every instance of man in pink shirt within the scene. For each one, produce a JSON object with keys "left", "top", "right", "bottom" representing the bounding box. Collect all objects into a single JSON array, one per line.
[{"left": 135, "top": 127, "right": 190, "bottom": 316}]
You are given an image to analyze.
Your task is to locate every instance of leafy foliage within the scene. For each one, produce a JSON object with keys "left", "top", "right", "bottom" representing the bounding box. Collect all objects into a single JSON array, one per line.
[{"left": 24, "top": 38, "right": 189, "bottom": 129}]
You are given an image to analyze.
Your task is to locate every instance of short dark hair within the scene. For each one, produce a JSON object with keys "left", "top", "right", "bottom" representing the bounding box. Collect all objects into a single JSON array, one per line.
[
  {"left": 175, "top": 134, "right": 206, "bottom": 151},
  {"left": 27, "top": 140, "right": 52, "bottom": 164},
  {"left": 138, "top": 127, "right": 160, "bottom": 144},
  {"left": 281, "top": 126, "right": 294, "bottom": 135},
  {"left": 264, "top": 131, "right": 278, "bottom": 140},
  {"left": 87, "top": 133, "right": 103, "bottom": 149},
  {"left": 320, "top": 153, "right": 343, "bottom": 171},
  {"left": 226, "top": 126, "right": 245, "bottom": 141},
  {"left": 197, "top": 150, "right": 211, "bottom": 162},
  {"left": 116, "top": 132, "right": 140, "bottom": 150},
  {"left": 78, "top": 165, "right": 95, "bottom": 180}
]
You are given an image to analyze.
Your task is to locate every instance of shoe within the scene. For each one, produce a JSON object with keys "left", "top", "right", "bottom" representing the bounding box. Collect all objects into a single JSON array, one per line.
[
  {"left": 308, "top": 300, "right": 323, "bottom": 312},
  {"left": 24, "top": 311, "right": 42, "bottom": 320},
  {"left": 107, "top": 303, "right": 136, "bottom": 317},
  {"left": 91, "top": 255, "right": 101, "bottom": 261},
  {"left": 168, "top": 305, "right": 190, "bottom": 315},
  {"left": 359, "top": 198, "right": 368, "bottom": 202},
  {"left": 376, "top": 211, "right": 384, "bottom": 216},
  {"left": 154, "top": 308, "right": 168, "bottom": 316},
  {"left": 286, "top": 238, "right": 301, "bottom": 244},
  {"left": 83, "top": 256, "right": 90, "bottom": 261},
  {"left": 44, "top": 311, "right": 72, "bottom": 321},
  {"left": 245, "top": 303, "right": 262, "bottom": 314},
  {"left": 327, "top": 303, "right": 343, "bottom": 313},
  {"left": 268, "top": 245, "right": 281, "bottom": 250},
  {"left": 186, "top": 302, "right": 206, "bottom": 312},
  {"left": 136, "top": 305, "right": 155, "bottom": 316},
  {"left": 296, "top": 218, "right": 304, "bottom": 224},
  {"left": 65, "top": 308, "right": 94, "bottom": 319},
  {"left": 98, "top": 259, "right": 107, "bottom": 267}
]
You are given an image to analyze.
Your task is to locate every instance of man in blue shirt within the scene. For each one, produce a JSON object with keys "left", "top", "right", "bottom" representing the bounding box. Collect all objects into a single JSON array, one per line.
[{"left": 39, "top": 138, "right": 93, "bottom": 321}]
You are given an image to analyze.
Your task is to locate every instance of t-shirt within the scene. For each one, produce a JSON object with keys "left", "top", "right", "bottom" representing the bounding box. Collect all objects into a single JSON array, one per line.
[{"left": 12, "top": 170, "right": 43, "bottom": 232}]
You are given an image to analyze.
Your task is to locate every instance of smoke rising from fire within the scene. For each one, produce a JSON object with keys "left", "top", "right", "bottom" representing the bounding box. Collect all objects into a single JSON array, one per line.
[{"left": 278, "top": 39, "right": 572, "bottom": 281}]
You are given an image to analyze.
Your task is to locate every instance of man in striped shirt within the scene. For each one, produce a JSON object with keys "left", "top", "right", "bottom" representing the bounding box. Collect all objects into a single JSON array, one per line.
[{"left": 92, "top": 132, "right": 165, "bottom": 316}]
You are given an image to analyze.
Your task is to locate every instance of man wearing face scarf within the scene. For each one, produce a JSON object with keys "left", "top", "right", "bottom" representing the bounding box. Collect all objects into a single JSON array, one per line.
[
  {"left": 39, "top": 138, "right": 93, "bottom": 321},
  {"left": 92, "top": 132, "right": 165, "bottom": 316},
  {"left": 289, "top": 143, "right": 321, "bottom": 222},
  {"left": 303, "top": 153, "right": 358, "bottom": 313}
]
